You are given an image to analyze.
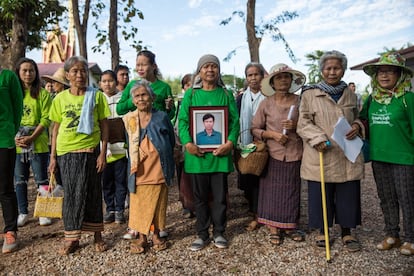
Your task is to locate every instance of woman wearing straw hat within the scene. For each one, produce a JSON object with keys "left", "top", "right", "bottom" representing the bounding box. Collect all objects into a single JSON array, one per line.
[
  {"left": 251, "top": 63, "right": 305, "bottom": 245},
  {"left": 41, "top": 67, "right": 70, "bottom": 98},
  {"left": 359, "top": 52, "right": 414, "bottom": 255},
  {"left": 297, "top": 50, "right": 364, "bottom": 252}
]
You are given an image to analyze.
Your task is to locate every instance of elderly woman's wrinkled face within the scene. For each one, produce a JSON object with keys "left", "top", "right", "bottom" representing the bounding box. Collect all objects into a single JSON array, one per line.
[
  {"left": 322, "top": 58, "right": 344, "bottom": 86},
  {"left": 132, "top": 86, "right": 153, "bottom": 111},
  {"left": 199, "top": 62, "right": 219, "bottom": 84},
  {"left": 246, "top": 66, "right": 263, "bottom": 93},
  {"left": 376, "top": 65, "right": 400, "bottom": 90},
  {"left": 66, "top": 61, "right": 88, "bottom": 88},
  {"left": 272, "top": 72, "right": 292, "bottom": 93}
]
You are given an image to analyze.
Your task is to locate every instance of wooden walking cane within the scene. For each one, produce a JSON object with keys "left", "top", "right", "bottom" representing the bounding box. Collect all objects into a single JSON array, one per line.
[{"left": 319, "top": 151, "right": 331, "bottom": 262}]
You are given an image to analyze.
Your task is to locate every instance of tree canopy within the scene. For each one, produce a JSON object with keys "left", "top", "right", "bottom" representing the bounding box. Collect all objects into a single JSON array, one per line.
[{"left": 0, "top": 0, "right": 65, "bottom": 68}]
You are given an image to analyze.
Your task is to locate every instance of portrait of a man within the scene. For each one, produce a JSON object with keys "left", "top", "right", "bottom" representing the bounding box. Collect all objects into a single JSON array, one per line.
[{"left": 196, "top": 113, "right": 222, "bottom": 145}]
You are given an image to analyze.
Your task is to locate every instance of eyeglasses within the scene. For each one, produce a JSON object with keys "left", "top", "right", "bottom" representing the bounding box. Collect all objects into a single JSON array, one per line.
[{"left": 377, "top": 69, "right": 398, "bottom": 76}]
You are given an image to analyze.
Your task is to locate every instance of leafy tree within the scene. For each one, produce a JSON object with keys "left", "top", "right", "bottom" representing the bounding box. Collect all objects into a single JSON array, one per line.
[
  {"left": 222, "top": 74, "right": 245, "bottom": 91},
  {"left": 164, "top": 76, "right": 182, "bottom": 97},
  {"left": 304, "top": 50, "right": 324, "bottom": 84},
  {"left": 91, "top": 0, "right": 145, "bottom": 69},
  {"left": 0, "top": 0, "right": 65, "bottom": 68},
  {"left": 220, "top": 0, "right": 298, "bottom": 63}
]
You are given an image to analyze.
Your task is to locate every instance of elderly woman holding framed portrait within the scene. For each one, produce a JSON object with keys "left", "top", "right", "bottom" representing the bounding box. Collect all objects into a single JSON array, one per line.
[{"left": 178, "top": 54, "right": 239, "bottom": 251}]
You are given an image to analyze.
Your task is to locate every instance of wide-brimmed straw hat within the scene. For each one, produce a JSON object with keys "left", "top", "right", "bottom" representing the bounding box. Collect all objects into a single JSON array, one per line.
[
  {"left": 41, "top": 68, "right": 70, "bottom": 86},
  {"left": 261, "top": 63, "right": 306, "bottom": 96},
  {"left": 363, "top": 52, "right": 413, "bottom": 78}
]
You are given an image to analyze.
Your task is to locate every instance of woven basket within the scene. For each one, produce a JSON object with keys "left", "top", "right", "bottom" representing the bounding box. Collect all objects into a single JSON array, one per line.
[
  {"left": 33, "top": 173, "right": 63, "bottom": 219},
  {"left": 235, "top": 141, "right": 269, "bottom": 176}
]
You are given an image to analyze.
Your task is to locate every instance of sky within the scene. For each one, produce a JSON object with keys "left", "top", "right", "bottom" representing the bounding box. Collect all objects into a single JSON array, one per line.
[{"left": 28, "top": 0, "right": 414, "bottom": 92}]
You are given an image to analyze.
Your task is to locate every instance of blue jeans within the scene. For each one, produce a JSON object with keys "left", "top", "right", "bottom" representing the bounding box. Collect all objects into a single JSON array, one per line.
[
  {"left": 14, "top": 152, "right": 49, "bottom": 214},
  {"left": 102, "top": 157, "right": 128, "bottom": 213}
]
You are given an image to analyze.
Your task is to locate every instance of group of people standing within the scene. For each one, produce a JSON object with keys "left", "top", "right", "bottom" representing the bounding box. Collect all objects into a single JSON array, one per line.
[
  {"left": 237, "top": 50, "right": 413, "bottom": 256},
  {"left": 0, "top": 49, "right": 413, "bottom": 258}
]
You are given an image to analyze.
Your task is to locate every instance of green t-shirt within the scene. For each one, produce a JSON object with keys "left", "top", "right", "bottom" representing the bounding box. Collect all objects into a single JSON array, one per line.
[
  {"left": 49, "top": 89, "right": 111, "bottom": 156},
  {"left": 116, "top": 79, "right": 175, "bottom": 120},
  {"left": 178, "top": 87, "right": 240, "bottom": 173},
  {"left": 360, "top": 92, "right": 414, "bottom": 165},
  {"left": 0, "top": 69, "right": 23, "bottom": 148},
  {"left": 17, "top": 88, "right": 52, "bottom": 153}
]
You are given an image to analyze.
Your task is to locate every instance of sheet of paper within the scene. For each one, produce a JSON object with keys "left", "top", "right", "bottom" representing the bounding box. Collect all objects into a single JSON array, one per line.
[{"left": 331, "top": 117, "right": 363, "bottom": 163}]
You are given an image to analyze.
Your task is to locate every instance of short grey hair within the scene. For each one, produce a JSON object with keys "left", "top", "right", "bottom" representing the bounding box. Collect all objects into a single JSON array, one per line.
[
  {"left": 130, "top": 79, "right": 156, "bottom": 99},
  {"left": 319, "top": 50, "right": 348, "bottom": 72},
  {"left": 244, "top": 62, "right": 265, "bottom": 77},
  {"left": 64, "top": 56, "right": 88, "bottom": 72}
]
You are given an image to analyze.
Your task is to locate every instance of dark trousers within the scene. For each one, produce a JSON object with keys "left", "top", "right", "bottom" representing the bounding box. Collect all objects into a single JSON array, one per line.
[
  {"left": 0, "top": 148, "right": 18, "bottom": 233},
  {"left": 102, "top": 157, "right": 128, "bottom": 213},
  {"left": 191, "top": 173, "right": 228, "bottom": 240},
  {"left": 308, "top": 180, "right": 361, "bottom": 230},
  {"left": 372, "top": 161, "right": 414, "bottom": 242},
  {"left": 238, "top": 173, "right": 260, "bottom": 213}
]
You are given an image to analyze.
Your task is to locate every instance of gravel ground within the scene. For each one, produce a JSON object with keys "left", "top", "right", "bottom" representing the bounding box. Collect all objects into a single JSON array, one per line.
[{"left": 0, "top": 164, "right": 413, "bottom": 275}]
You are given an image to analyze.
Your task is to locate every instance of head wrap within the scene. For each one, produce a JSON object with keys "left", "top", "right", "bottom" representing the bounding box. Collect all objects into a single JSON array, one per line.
[
  {"left": 193, "top": 54, "right": 225, "bottom": 88},
  {"left": 196, "top": 54, "right": 220, "bottom": 73}
]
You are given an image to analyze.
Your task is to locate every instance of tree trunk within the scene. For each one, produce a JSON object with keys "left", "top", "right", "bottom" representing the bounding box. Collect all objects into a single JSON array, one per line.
[
  {"left": 72, "top": 0, "right": 90, "bottom": 60},
  {"left": 246, "top": 0, "right": 260, "bottom": 62},
  {"left": 9, "top": 7, "right": 29, "bottom": 68},
  {"left": 109, "top": 0, "right": 119, "bottom": 70}
]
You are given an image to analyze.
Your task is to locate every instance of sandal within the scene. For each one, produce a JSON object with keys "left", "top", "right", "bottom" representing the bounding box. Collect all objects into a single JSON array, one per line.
[
  {"left": 285, "top": 229, "right": 305, "bottom": 242},
  {"left": 130, "top": 239, "right": 147, "bottom": 254},
  {"left": 152, "top": 238, "right": 168, "bottom": 252},
  {"left": 342, "top": 235, "right": 361, "bottom": 252},
  {"left": 400, "top": 242, "right": 414, "bottom": 256},
  {"left": 269, "top": 233, "right": 282, "bottom": 246},
  {"left": 94, "top": 241, "right": 107, "bottom": 252},
  {"left": 59, "top": 240, "right": 80, "bottom": 255},
  {"left": 376, "top": 236, "right": 401, "bottom": 250},
  {"left": 315, "top": 234, "right": 328, "bottom": 248}
]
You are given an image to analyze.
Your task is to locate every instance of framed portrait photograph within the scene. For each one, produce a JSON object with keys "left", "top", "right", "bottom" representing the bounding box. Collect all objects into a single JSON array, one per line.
[{"left": 190, "top": 106, "right": 228, "bottom": 151}]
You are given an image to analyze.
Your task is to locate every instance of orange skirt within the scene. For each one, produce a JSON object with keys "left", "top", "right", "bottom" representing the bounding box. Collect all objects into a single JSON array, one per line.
[{"left": 128, "top": 184, "right": 167, "bottom": 235}]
